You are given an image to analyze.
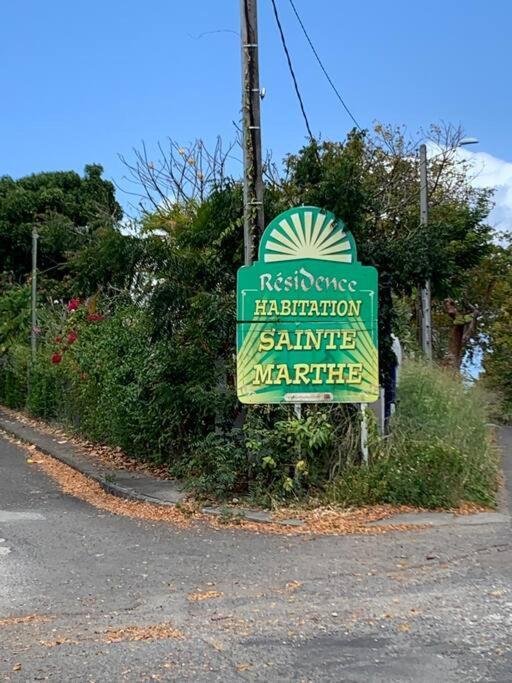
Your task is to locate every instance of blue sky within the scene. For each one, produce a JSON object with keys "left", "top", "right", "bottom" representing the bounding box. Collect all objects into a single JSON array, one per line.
[{"left": 1, "top": 0, "right": 511, "bottom": 221}]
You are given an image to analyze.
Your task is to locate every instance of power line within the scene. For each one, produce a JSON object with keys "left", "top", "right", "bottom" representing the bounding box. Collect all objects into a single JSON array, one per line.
[
  {"left": 269, "top": 0, "right": 316, "bottom": 143},
  {"left": 287, "top": 0, "right": 362, "bottom": 131}
]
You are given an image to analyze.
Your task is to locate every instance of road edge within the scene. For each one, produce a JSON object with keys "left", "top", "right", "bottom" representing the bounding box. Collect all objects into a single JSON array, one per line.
[{"left": 0, "top": 407, "right": 304, "bottom": 528}]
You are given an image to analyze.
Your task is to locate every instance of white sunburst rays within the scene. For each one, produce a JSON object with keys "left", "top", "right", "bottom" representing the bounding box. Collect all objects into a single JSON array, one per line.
[{"left": 263, "top": 210, "right": 353, "bottom": 263}]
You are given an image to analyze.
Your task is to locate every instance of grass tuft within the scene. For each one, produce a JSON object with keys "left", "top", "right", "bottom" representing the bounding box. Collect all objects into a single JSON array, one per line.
[{"left": 326, "top": 360, "right": 499, "bottom": 509}]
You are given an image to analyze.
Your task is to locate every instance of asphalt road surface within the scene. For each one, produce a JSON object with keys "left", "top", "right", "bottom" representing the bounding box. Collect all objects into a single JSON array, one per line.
[{"left": 1, "top": 430, "right": 512, "bottom": 682}]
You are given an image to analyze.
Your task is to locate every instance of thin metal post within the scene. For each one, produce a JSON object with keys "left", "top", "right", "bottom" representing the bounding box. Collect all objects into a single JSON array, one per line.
[
  {"left": 419, "top": 144, "right": 432, "bottom": 360},
  {"left": 31, "top": 225, "right": 38, "bottom": 362},
  {"left": 240, "top": 0, "right": 264, "bottom": 266},
  {"left": 360, "top": 403, "right": 369, "bottom": 465}
]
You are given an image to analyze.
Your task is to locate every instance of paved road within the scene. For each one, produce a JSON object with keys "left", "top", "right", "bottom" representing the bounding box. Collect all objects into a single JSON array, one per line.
[{"left": 1, "top": 431, "right": 512, "bottom": 682}]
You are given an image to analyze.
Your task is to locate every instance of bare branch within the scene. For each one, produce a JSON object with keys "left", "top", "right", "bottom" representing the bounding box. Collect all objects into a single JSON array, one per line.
[{"left": 119, "top": 137, "right": 238, "bottom": 223}]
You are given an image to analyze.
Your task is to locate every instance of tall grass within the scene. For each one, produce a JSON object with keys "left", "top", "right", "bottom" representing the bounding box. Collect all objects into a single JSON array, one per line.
[{"left": 327, "top": 359, "right": 499, "bottom": 509}]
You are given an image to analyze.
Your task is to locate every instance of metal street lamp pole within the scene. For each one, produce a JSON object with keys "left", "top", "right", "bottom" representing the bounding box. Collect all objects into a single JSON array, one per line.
[
  {"left": 31, "top": 225, "right": 39, "bottom": 362},
  {"left": 419, "top": 144, "right": 432, "bottom": 359}
]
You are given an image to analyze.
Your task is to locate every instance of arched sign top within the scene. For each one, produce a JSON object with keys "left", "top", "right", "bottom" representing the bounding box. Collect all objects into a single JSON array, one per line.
[{"left": 258, "top": 206, "right": 358, "bottom": 264}]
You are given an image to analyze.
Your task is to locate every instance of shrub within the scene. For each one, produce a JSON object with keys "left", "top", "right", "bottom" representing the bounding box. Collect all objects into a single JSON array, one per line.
[
  {"left": 173, "top": 431, "right": 248, "bottom": 500},
  {"left": 170, "top": 405, "right": 363, "bottom": 505},
  {"left": 244, "top": 408, "right": 334, "bottom": 504}
]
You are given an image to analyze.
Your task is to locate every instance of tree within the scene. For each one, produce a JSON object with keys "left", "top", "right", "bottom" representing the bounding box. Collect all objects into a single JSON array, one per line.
[
  {"left": 0, "top": 165, "right": 122, "bottom": 283},
  {"left": 67, "top": 227, "right": 145, "bottom": 297},
  {"left": 123, "top": 126, "right": 494, "bottom": 380},
  {"left": 282, "top": 125, "right": 494, "bottom": 372},
  {"left": 283, "top": 125, "right": 493, "bottom": 299}
]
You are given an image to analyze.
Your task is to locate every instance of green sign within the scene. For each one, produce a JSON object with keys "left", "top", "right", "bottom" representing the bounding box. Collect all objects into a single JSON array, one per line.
[{"left": 236, "top": 206, "right": 379, "bottom": 404}]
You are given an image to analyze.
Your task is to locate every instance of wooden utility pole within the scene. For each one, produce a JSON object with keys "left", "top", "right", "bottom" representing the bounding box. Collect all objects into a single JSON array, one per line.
[{"left": 240, "top": 0, "right": 264, "bottom": 265}]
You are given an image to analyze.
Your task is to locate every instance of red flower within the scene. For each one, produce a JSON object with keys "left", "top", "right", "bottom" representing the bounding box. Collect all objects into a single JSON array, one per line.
[
  {"left": 87, "top": 313, "right": 105, "bottom": 322},
  {"left": 55, "top": 335, "right": 62, "bottom": 343},
  {"left": 67, "top": 331, "right": 78, "bottom": 344},
  {"left": 67, "top": 298, "right": 80, "bottom": 311},
  {"left": 51, "top": 352, "right": 63, "bottom": 364}
]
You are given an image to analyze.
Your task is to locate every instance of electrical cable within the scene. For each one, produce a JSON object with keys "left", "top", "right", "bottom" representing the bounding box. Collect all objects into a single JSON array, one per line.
[
  {"left": 287, "top": 0, "right": 362, "bottom": 130},
  {"left": 269, "top": 0, "right": 316, "bottom": 143}
]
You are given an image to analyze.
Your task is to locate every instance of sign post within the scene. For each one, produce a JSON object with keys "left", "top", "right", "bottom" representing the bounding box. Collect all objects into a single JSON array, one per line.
[{"left": 237, "top": 206, "right": 379, "bottom": 405}]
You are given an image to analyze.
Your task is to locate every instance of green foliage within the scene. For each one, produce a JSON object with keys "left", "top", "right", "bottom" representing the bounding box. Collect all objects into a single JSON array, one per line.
[
  {"left": 244, "top": 408, "right": 334, "bottom": 503},
  {"left": 176, "top": 407, "right": 345, "bottom": 505},
  {"left": 476, "top": 241, "right": 512, "bottom": 421},
  {"left": 327, "top": 360, "right": 498, "bottom": 508},
  {"left": 0, "top": 129, "right": 501, "bottom": 511},
  {"left": 284, "top": 129, "right": 493, "bottom": 300},
  {"left": 173, "top": 431, "right": 248, "bottom": 499},
  {"left": 0, "top": 343, "right": 30, "bottom": 409},
  {"left": 0, "top": 165, "right": 122, "bottom": 283},
  {"left": 67, "top": 227, "right": 145, "bottom": 296},
  {"left": 0, "top": 284, "right": 31, "bottom": 353},
  {"left": 284, "top": 128, "right": 494, "bottom": 376},
  {"left": 54, "top": 304, "right": 182, "bottom": 459},
  {"left": 326, "top": 440, "right": 469, "bottom": 509}
]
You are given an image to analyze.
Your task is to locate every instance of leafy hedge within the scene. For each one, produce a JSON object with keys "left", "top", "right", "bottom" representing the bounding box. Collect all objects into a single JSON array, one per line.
[
  {"left": 0, "top": 300, "right": 234, "bottom": 463},
  {"left": 0, "top": 305, "right": 499, "bottom": 509}
]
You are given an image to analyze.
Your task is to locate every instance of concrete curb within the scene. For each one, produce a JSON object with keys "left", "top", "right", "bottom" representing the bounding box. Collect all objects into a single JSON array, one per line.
[
  {"left": 0, "top": 408, "right": 304, "bottom": 528},
  {"left": 0, "top": 413, "right": 169, "bottom": 505}
]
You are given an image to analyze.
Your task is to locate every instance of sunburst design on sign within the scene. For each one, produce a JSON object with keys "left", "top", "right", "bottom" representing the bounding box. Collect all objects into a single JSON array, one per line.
[{"left": 261, "top": 207, "right": 355, "bottom": 263}]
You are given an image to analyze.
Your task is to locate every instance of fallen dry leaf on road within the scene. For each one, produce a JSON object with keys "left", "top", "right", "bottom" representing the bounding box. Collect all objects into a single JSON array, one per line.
[
  {"left": 101, "top": 622, "right": 183, "bottom": 643},
  {"left": 208, "top": 639, "right": 225, "bottom": 651},
  {"left": 5, "top": 440, "right": 198, "bottom": 529},
  {"left": 188, "top": 590, "right": 223, "bottom": 602},
  {"left": 0, "top": 614, "right": 51, "bottom": 627},
  {"left": 1, "top": 414, "right": 484, "bottom": 537},
  {"left": 41, "top": 636, "right": 79, "bottom": 648}
]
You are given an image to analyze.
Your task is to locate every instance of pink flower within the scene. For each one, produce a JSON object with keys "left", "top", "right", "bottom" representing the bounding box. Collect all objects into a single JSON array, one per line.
[
  {"left": 67, "top": 298, "right": 80, "bottom": 311},
  {"left": 55, "top": 335, "right": 62, "bottom": 343},
  {"left": 51, "top": 352, "right": 63, "bottom": 364},
  {"left": 67, "top": 331, "right": 78, "bottom": 344},
  {"left": 87, "top": 313, "right": 105, "bottom": 322},
  {"left": 32, "top": 326, "right": 42, "bottom": 336}
]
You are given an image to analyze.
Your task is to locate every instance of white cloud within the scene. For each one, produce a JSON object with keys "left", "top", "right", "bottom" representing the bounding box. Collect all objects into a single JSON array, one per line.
[{"left": 457, "top": 149, "right": 512, "bottom": 232}]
